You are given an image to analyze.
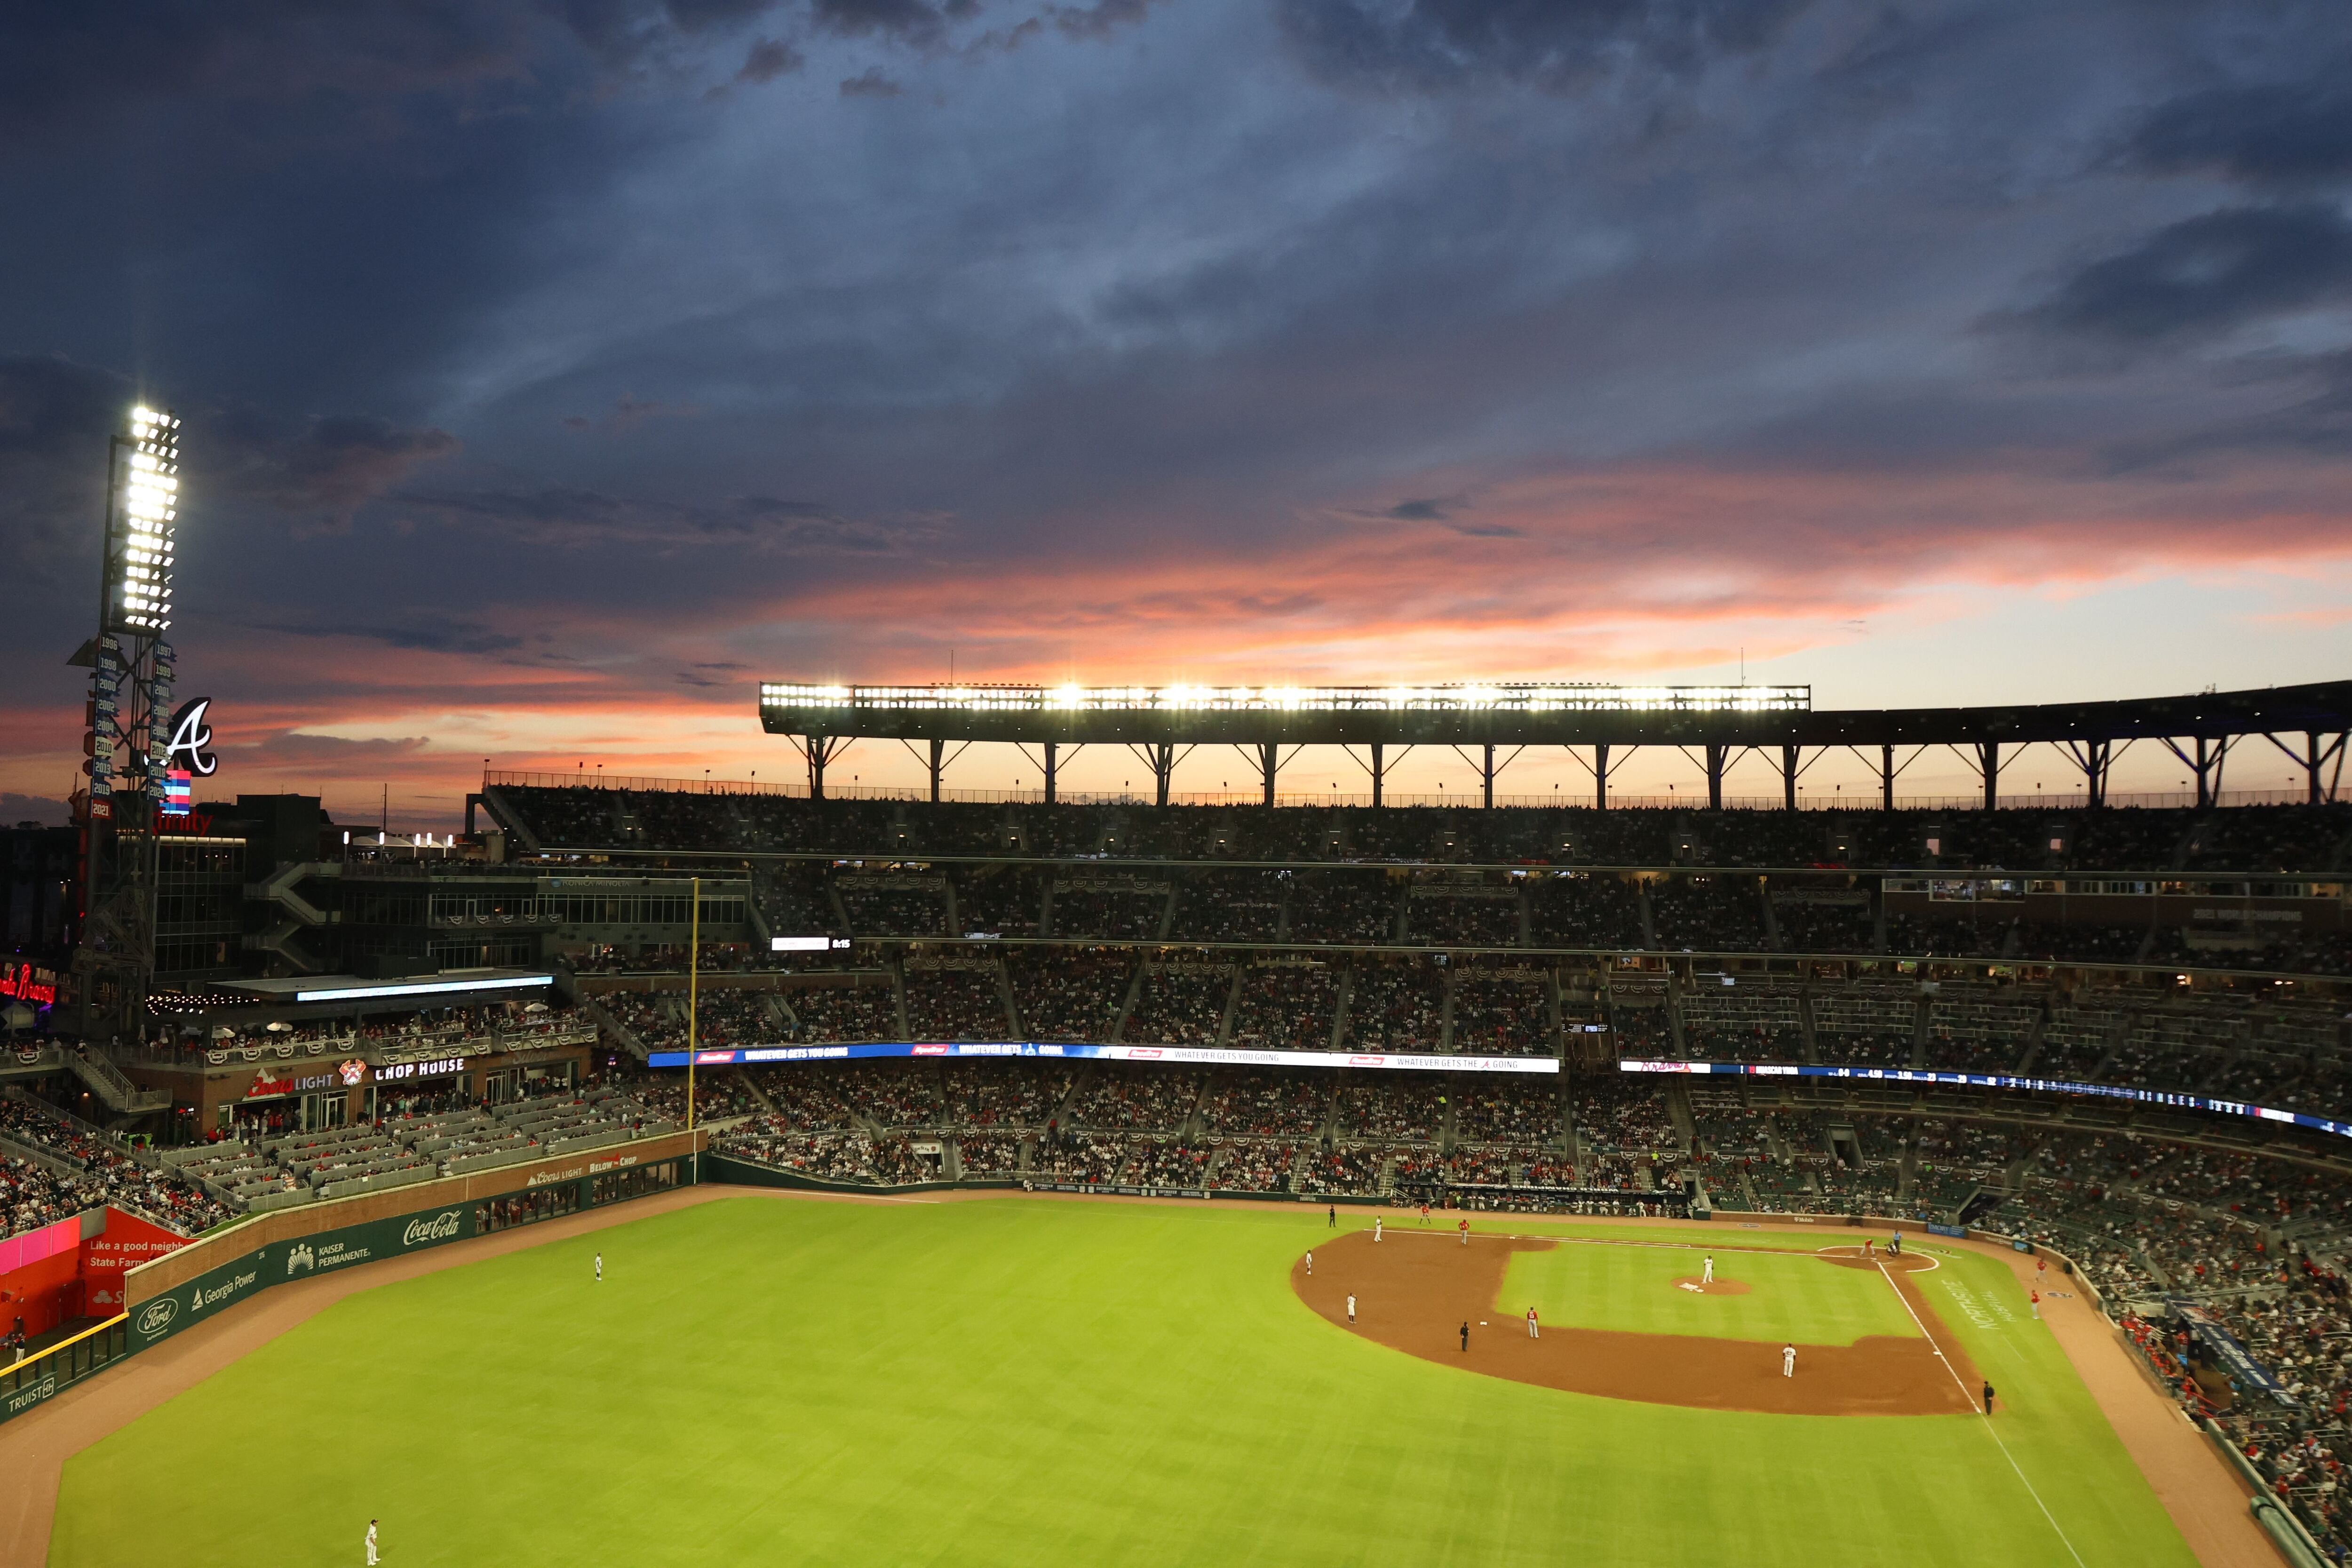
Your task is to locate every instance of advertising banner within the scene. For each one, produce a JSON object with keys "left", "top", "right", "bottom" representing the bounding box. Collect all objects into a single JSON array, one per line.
[
  {"left": 81, "top": 1209, "right": 193, "bottom": 1317},
  {"left": 653, "top": 1041, "right": 1559, "bottom": 1075},
  {"left": 128, "top": 1201, "right": 478, "bottom": 1351},
  {"left": 1619, "top": 1059, "right": 2352, "bottom": 1143}
]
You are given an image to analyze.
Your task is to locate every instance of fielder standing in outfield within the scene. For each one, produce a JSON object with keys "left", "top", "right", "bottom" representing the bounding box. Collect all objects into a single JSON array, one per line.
[
  {"left": 1781, "top": 1344, "right": 1796, "bottom": 1378},
  {"left": 366, "top": 1520, "right": 379, "bottom": 1565},
  {"left": 595, "top": 1252, "right": 603, "bottom": 1282},
  {"left": 2029, "top": 1289, "right": 2039, "bottom": 1319}
]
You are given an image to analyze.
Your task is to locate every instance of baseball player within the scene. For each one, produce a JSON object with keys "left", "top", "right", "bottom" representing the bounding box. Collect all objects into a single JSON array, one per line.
[
  {"left": 1781, "top": 1344, "right": 1796, "bottom": 1378},
  {"left": 1347, "top": 1294, "right": 1357, "bottom": 1324},
  {"left": 1458, "top": 1218, "right": 1470, "bottom": 1246},
  {"left": 366, "top": 1520, "right": 379, "bottom": 1565},
  {"left": 1328, "top": 1205, "right": 1336, "bottom": 1227},
  {"left": 1374, "top": 1218, "right": 1383, "bottom": 1243},
  {"left": 595, "top": 1252, "right": 603, "bottom": 1282},
  {"left": 2030, "top": 1289, "right": 2040, "bottom": 1319},
  {"left": 1419, "top": 1203, "right": 1430, "bottom": 1226},
  {"left": 1304, "top": 1250, "right": 1313, "bottom": 1276},
  {"left": 1701, "top": 1254, "right": 1714, "bottom": 1285},
  {"left": 1526, "top": 1306, "right": 1539, "bottom": 1339}
]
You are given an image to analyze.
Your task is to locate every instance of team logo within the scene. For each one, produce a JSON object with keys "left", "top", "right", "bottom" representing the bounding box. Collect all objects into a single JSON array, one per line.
[
  {"left": 401, "top": 1211, "right": 463, "bottom": 1247},
  {"left": 285, "top": 1243, "right": 315, "bottom": 1276},
  {"left": 135, "top": 1298, "right": 180, "bottom": 1336},
  {"left": 337, "top": 1058, "right": 367, "bottom": 1087},
  {"left": 165, "top": 697, "right": 218, "bottom": 776}
]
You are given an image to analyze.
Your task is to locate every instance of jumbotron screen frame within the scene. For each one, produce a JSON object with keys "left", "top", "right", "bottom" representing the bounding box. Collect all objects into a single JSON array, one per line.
[{"left": 1620, "top": 1058, "right": 2352, "bottom": 1140}]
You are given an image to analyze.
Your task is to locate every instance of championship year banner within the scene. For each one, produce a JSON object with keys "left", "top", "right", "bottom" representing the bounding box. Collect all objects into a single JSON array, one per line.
[
  {"left": 1618, "top": 1059, "right": 2352, "bottom": 1141},
  {"left": 650, "top": 1041, "right": 1560, "bottom": 1075}
]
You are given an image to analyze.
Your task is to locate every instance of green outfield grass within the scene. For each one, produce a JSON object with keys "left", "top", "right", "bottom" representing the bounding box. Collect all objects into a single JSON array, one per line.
[
  {"left": 1502, "top": 1236, "right": 1919, "bottom": 1344},
  {"left": 50, "top": 1199, "right": 2196, "bottom": 1568}
]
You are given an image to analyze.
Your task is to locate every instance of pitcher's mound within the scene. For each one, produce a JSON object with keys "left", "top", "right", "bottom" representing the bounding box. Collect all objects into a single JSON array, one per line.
[{"left": 1672, "top": 1277, "right": 1751, "bottom": 1295}]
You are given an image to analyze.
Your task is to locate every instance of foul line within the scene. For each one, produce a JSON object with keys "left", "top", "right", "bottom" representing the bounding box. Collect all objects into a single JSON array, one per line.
[{"left": 1875, "top": 1261, "right": 2086, "bottom": 1568}]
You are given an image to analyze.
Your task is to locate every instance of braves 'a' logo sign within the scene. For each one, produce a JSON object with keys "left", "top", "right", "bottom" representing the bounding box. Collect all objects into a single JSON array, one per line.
[{"left": 167, "top": 698, "right": 217, "bottom": 776}]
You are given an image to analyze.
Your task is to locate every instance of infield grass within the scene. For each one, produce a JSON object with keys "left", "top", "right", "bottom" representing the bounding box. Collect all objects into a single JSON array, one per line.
[
  {"left": 1500, "top": 1235, "right": 1918, "bottom": 1344},
  {"left": 50, "top": 1198, "right": 2196, "bottom": 1568}
]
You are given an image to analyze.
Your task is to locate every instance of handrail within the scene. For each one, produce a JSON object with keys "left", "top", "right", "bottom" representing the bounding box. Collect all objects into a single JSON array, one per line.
[{"left": 32, "top": 1312, "right": 128, "bottom": 1364}]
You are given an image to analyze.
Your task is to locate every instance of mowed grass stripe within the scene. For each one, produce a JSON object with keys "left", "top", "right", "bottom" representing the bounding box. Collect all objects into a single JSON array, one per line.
[
  {"left": 1500, "top": 1240, "right": 1918, "bottom": 1345},
  {"left": 50, "top": 1198, "right": 2197, "bottom": 1568}
]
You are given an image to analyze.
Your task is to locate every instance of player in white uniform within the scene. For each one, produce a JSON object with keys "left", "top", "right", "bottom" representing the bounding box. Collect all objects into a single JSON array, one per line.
[
  {"left": 1304, "top": 1250, "right": 1312, "bottom": 1275},
  {"left": 595, "top": 1252, "right": 603, "bottom": 1281},
  {"left": 1701, "top": 1254, "right": 1714, "bottom": 1285},
  {"left": 1781, "top": 1344, "right": 1796, "bottom": 1378},
  {"left": 1374, "top": 1218, "right": 1383, "bottom": 1242},
  {"left": 1346, "top": 1294, "right": 1357, "bottom": 1324},
  {"left": 366, "top": 1520, "right": 379, "bottom": 1565}
]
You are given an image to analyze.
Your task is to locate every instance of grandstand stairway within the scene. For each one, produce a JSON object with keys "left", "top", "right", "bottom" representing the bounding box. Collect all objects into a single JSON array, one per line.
[{"left": 73, "top": 1049, "right": 171, "bottom": 1118}]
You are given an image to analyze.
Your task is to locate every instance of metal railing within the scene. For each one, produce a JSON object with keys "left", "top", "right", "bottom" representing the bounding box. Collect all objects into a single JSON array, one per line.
[{"left": 485, "top": 769, "right": 2322, "bottom": 811}]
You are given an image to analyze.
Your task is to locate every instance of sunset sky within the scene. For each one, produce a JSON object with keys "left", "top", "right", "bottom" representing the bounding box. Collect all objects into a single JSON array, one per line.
[{"left": 5, "top": 0, "right": 2351, "bottom": 828}]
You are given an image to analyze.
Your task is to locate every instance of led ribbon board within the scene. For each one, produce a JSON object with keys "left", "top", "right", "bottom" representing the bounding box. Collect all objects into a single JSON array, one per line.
[
  {"left": 653, "top": 1042, "right": 1560, "bottom": 1073},
  {"left": 1619, "top": 1059, "right": 2352, "bottom": 1140}
]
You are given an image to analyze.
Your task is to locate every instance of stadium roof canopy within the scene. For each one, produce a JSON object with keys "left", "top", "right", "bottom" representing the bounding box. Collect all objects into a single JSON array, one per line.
[{"left": 758, "top": 678, "right": 2352, "bottom": 810}]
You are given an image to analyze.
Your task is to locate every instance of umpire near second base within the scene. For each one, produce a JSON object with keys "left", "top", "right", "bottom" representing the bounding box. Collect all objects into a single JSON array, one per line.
[{"left": 1460, "top": 1320, "right": 1470, "bottom": 1353}]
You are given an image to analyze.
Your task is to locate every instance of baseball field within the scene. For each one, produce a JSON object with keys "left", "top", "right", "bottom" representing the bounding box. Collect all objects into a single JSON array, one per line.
[{"left": 47, "top": 1195, "right": 2196, "bottom": 1567}]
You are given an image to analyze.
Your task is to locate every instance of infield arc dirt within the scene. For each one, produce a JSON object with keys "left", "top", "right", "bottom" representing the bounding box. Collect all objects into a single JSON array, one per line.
[{"left": 1293, "top": 1232, "right": 1979, "bottom": 1417}]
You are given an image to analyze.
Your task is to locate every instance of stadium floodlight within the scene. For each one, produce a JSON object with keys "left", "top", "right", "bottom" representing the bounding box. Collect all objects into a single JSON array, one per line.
[
  {"left": 108, "top": 405, "right": 181, "bottom": 635},
  {"left": 763, "top": 680, "right": 1811, "bottom": 715}
]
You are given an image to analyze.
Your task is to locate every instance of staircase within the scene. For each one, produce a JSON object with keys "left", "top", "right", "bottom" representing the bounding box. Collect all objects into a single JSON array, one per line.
[{"left": 75, "top": 1049, "right": 172, "bottom": 1117}]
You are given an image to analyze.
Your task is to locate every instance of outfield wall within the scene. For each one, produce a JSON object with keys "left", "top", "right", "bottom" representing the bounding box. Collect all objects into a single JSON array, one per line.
[{"left": 0, "top": 1130, "right": 706, "bottom": 1430}]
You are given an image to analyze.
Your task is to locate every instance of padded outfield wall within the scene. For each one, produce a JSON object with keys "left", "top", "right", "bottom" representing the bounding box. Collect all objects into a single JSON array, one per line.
[{"left": 0, "top": 1129, "right": 706, "bottom": 1428}]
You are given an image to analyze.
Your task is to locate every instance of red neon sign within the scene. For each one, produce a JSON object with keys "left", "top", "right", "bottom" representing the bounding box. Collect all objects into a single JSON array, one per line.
[{"left": 0, "top": 963, "right": 57, "bottom": 1008}]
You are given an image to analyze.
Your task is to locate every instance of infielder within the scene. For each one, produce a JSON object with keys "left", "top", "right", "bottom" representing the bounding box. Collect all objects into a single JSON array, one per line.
[
  {"left": 1781, "top": 1344, "right": 1796, "bottom": 1378},
  {"left": 1458, "top": 1218, "right": 1470, "bottom": 1246},
  {"left": 1304, "top": 1250, "right": 1313, "bottom": 1276},
  {"left": 1526, "top": 1307, "right": 1539, "bottom": 1339},
  {"left": 1374, "top": 1218, "right": 1383, "bottom": 1242},
  {"left": 1346, "top": 1294, "right": 1357, "bottom": 1324},
  {"left": 1701, "top": 1254, "right": 1714, "bottom": 1285},
  {"left": 366, "top": 1520, "right": 379, "bottom": 1565}
]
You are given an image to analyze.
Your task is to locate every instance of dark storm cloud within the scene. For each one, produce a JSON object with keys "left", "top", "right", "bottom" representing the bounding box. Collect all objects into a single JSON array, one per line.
[
  {"left": 2008, "top": 204, "right": 2352, "bottom": 345},
  {"left": 2119, "top": 72, "right": 2352, "bottom": 190},
  {"left": 261, "top": 617, "right": 532, "bottom": 657},
  {"left": 395, "top": 486, "right": 922, "bottom": 551},
  {"left": 207, "top": 411, "right": 462, "bottom": 529},
  {"left": 735, "top": 36, "right": 809, "bottom": 79},
  {"left": 839, "top": 66, "right": 908, "bottom": 95},
  {"left": 1274, "top": 0, "right": 1814, "bottom": 95}
]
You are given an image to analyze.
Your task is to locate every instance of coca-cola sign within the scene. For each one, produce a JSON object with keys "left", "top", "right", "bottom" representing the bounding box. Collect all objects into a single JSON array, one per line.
[{"left": 400, "top": 1210, "right": 464, "bottom": 1248}]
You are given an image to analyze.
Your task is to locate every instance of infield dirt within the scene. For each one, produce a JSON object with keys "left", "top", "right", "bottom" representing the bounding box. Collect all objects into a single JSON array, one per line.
[{"left": 1292, "top": 1230, "right": 1980, "bottom": 1416}]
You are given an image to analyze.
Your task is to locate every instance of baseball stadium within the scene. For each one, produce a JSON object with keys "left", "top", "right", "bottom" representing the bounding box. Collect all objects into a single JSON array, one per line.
[{"left": 6, "top": 667, "right": 2352, "bottom": 1568}]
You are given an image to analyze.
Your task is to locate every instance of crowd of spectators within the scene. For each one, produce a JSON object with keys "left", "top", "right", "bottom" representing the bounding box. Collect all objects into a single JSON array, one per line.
[
  {"left": 1125, "top": 966, "right": 1231, "bottom": 1045},
  {"left": 502, "top": 786, "right": 2352, "bottom": 874},
  {"left": 903, "top": 966, "right": 1011, "bottom": 1040},
  {"left": 0, "top": 1096, "right": 232, "bottom": 1238},
  {"left": 1008, "top": 952, "right": 1130, "bottom": 1040}
]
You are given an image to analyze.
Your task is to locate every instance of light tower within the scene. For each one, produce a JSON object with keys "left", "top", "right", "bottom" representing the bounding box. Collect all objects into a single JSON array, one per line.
[{"left": 75, "top": 404, "right": 182, "bottom": 1042}]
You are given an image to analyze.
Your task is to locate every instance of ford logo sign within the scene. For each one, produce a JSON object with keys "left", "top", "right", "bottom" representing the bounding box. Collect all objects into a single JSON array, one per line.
[{"left": 136, "top": 1297, "right": 180, "bottom": 1336}]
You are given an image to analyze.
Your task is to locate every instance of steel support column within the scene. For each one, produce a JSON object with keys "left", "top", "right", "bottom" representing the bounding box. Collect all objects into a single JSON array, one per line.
[
  {"left": 1705, "top": 743, "right": 1726, "bottom": 811},
  {"left": 1594, "top": 744, "right": 1609, "bottom": 811},
  {"left": 1259, "top": 742, "right": 1279, "bottom": 807},
  {"left": 1149, "top": 743, "right": 1176, "bottom": 807},
  {"left": 1780, "top": 744, "right": 1799, "bottom": 811},
  {"left": 1483, "top": 743, "right": 1496, "bottom": 809},
  {"left": 1881, "top": 744, "right": 1894, "bottom": 812},
  {"left": 808, "top": 735, "right": 830, "bottom": 799},
  {"left": 1978, "top": 741, "right": 2000, "bottom": 811},
  {"left": 1044, "top": 741, "right": 1057, "bottom": 804},
  {"left": 1371, "top": 742, "right": 1385, "bottom": 808},
  {"left": 929, "top": 738, "right": 945, "bottom": 804}
]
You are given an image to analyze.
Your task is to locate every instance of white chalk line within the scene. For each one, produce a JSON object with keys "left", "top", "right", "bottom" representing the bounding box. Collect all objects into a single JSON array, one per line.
[{"left": 1875, "top": 1260, "right": 2086, "bottom": 1568}]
